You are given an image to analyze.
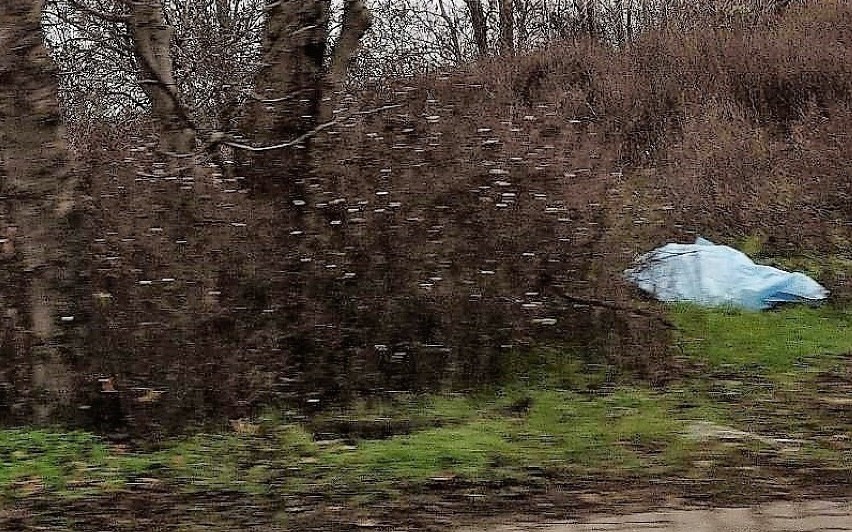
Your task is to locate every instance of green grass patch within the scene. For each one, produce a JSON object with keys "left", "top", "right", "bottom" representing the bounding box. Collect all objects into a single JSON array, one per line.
[
  {"left": 150, "top": 423, "right": 318, "bottom": 494},
  {"left": 3, "top": 302, "right": 849, "bottom": 502},
  {"left": 0, "top": 424, "right": 320, "bottom": 498},
  {"left": 0, "top": 389, "right": 700, "bottom": 498},
  {"left": 670, "top": 304, "right": 852, "bottom": 375},
  {"left": 763, "top": 255, "right": 852, "bottom": 284},
  {"left": 319, "top": 388, "right": 693, "bottom": 484},
  {"left": 322, "top": 418, "right": 517, "bottom": 482},
  {"left": 305, "top": 391, "right": 487, "bottom": 434},
  {"left": 0, "top": 428, "right": 149, "bottom": 497}
]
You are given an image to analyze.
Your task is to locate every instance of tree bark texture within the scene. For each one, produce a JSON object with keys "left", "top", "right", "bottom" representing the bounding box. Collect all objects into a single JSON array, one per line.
[
  {"left": 239, "top": 0, "right": 373, "bottom": 194},
  {"left": 241, "top": 0, "right": 330, "bottom": 193},
  {"left": 129, "top": 0, "right": 196, "bottom": 156},
  {"left": 329, "top": 0, "right": 372, "bottom": 87},
  {"left": 0, "top": 0, "right": 79, "bottom": 421},
  {"left": 499, "top": 0, "right": 515, "bottom": 55},
  {"left": 252, "top": 0, "right": 330, "bottom": 141},
  {"left": 464, "top": 0, "right": 489, "bottom": 57}
]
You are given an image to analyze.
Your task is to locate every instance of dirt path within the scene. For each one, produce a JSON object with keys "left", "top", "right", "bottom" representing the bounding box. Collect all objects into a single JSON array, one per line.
[{"left": 460, "top": 499, "right": 852, "bottom": 532}]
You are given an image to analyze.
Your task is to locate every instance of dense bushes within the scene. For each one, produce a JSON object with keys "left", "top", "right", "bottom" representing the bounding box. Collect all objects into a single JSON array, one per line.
[{"left": 3, "top": 1, "right": 850, "bottom": 436}]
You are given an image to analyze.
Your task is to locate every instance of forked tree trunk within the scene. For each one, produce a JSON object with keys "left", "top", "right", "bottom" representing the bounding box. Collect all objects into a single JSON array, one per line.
[
  {"left": 129, "top": 0, "right": 195, "bottom": 156},
  {"left": 0, "top": 0, "right": 79, "bottom": 421},
  {"left": 242, "top": 0, "right": 330, "bottom": 193},
  {"left": 320, "top": 0, "right": 372, "bottom": 122},
  {"left": 244, "top": 0, "right": 370, "bottom": 193},
  {"left": 253, "top": 0, "right": 330, "bottom": 140},
  {"left": 329, "top": 0, "right": 372, "bottom": 88},
  {"left": 588, "top": 0, "right": 598, "bottom": 37}
]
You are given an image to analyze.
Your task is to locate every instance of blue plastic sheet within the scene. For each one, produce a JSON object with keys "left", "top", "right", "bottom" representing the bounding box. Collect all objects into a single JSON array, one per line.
[{"left": 624, "top": 238, "right": 829, "bottom": 310}]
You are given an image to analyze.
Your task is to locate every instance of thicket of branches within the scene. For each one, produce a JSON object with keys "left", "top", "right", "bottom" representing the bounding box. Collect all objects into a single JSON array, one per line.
[
  {"left": 45, "top": 0, "right": 797, "bottom": 127},
  {"left": 0, "top": 0, "right": 847, "bottom": 436}
]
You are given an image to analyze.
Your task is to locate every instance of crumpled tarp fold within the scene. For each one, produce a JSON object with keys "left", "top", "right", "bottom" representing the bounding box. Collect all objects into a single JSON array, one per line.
[{"left": 624, "top": 237, "right": 829, "bottom": 310}]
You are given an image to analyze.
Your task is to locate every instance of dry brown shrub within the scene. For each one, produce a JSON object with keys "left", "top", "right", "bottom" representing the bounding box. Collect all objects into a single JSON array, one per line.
[{"left": 5, "top": 1, "right": 851, "bottom": 435}]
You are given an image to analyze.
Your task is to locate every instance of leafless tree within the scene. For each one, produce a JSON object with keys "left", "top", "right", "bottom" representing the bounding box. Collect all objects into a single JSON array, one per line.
[
  {"left": 464, "top": 0, "right": 489, "bottom": 56},
  {"left": 129, "top": 0, "right": 196, "bottom": 155},
  {"left": 498, "top": 0, "right": 515, "bottom": 54},
  {"left": 41, "top": 0, "right": 797, "bottom": 141},
  {"left": 42, "top": 0, "right": 141, "bottom": 121},
  {"left": 1, "top": 0, "right": 80, "bottom": 420},
  {"left": 163, "top": 0, "right": 264, "bottom": 134},
  {"left": 329, "top": 0, "right": 373, "bottom": 88},
  {"left": 43, "top": 0, "right": 264, "bottom": 137}
]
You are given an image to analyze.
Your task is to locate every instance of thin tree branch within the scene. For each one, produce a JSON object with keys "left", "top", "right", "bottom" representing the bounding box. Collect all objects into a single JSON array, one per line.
[
  {"left": 222, "top": 119, "right": 340, "bottom": 152},
  {"left": 67, "top": 0, "right": 130, "bottom": 23},
  {"left": 558, "top": 293, "right": 675, "bottom": 328},
  {"left": 215, "top": 103, "right": 402, "bottom": 152}
]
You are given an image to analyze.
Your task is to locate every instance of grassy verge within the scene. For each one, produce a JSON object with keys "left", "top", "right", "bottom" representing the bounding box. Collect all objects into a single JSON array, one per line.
[
  {"left": 670, "top": 304, "right": 852, "bottom": 375},
  {"left": 2, "top": 305, "right": 850, "bottom": 502}
]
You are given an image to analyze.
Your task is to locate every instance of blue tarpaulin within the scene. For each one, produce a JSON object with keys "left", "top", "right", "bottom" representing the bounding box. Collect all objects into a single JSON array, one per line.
[{"left": 624, "top": 238, "right": 829, "bottom": 310}]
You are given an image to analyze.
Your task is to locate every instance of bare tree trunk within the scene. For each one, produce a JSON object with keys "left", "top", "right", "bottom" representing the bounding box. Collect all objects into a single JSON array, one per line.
[
  {"left": 0, "top": 0, "right": 79, "bottom": 422},
  {"left": 437, "top": 0, "right": 464, "bottom": 63},
  {"left": 498, "top": 0, "right": 514, "bottom": 55},
  {"left": 321, "top": 0, "right": 372, "bottom": 122},
  {"left": 586, "top": 0, "right": 597, "bottom": 38},
  {"left": 252, "top": 0, "right": 330, "bottom": 140},
  {"left": 244, "top": 0, "right": 330, "bottom": 195},
  {"left": 464, "top": 0, "right": 489, "bottom": 57},
  {"left": 329, "top": 0, "right": 372, "bottom": 87},
  {"left": 613, "top": 0, "right": 625, "bottom": 44},
  {"left": 129, "top": 0, "right": 195, "bottom": 157},
  {"left": 625, "top": 0, "right": 634, "bottom": 43},
  {"left": 515, "top": 0, "right": 530, "bottom": 52},
  {"left": 244, "top": 0, "right": 369, "bottom": 194}
]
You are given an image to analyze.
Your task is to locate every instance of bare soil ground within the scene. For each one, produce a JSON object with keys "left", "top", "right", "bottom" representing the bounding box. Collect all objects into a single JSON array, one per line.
[
  {"left": 462, "top": 499, "right": 852, "bottom": 532},
  {"left": 2, "top": 474, "right": 850, "bottom": 531}
]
